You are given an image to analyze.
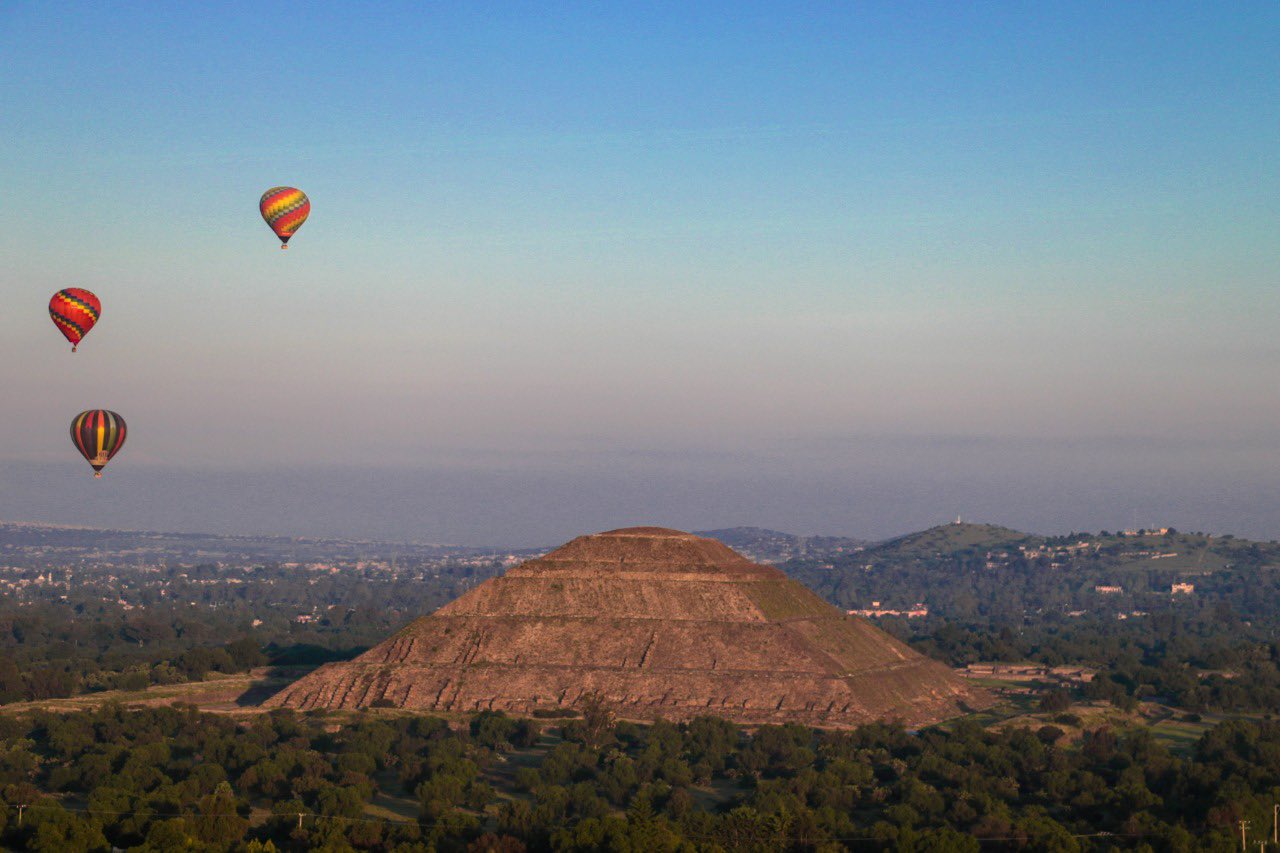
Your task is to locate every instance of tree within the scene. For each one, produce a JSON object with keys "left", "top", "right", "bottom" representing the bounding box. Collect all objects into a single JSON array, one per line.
[
  {"left": 916, "top": 826, "right": 980, "bottom": 853},
  {"left": 512, "top": 718, "right": 541, "bottom": 748},
  {"left": 1017, "top": 812, "right": 1081, "bottom": 852},
  {"left": 193, "top": 781, "right": 247, "bottom": 846},
  {"left": 226, "top": 637, "right": 267, "bottom": 669},
  {"left": 0, "top": 655, "right": 24, "bottom": 703},
  {"left": 136, "top": 818, "right": 199, "bottom": 852},
  {"left": 1038, "top": 689, "right": 1072, "bottom": 714},
  {"left": 469, "top": 833, "right": 527, "bottom": 852},
  {"left": 470, "top": 711, "right": 517, "bottom": 751},
  {"left": 577, "top": 692, "right": 617, "bottom": 747},
  {"left": 1036, "top": 725, "right": 1065, "bottom": 746},
  {"left": 27, "top": 807, "right": 109, "bottom": 853}
]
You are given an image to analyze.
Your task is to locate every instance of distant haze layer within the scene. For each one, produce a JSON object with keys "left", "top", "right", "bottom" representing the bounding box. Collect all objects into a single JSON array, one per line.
[{"left": 4, "top": 434, "right": 1279, "bottom": 546}]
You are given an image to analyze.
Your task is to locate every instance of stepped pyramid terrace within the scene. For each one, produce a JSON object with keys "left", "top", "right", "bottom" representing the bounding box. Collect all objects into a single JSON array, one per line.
[{"left": 266, "top": 527, "right": 991, "bottom": 727}]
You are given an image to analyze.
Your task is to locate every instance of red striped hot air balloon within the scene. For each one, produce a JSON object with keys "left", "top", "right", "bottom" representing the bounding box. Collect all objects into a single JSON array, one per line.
[
  {"left": 259, "top": 186, "right": 310, "bottom": 248},
  {"left": 70, "top": 410, "right": 127, "bottom": 478},
  {"left": 49, "top": 288, "right": 101, "bottom": 352}
]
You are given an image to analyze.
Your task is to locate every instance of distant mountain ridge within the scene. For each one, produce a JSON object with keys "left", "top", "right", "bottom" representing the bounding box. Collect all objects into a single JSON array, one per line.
[
  {"left": 693, "top": 526, "right": 866, "bottom": 564},
  {"left": 0, "top": 519, "right": 870, "bottom": 567},
  {"left": 0, "top": 519, "right": 542, "bottom": 564},
  {"left": 692, "top": 522, "right": 1039, "bottom": 565},
  {"left": 0, "top": 516, "right": 1252, "bottom": 578}
]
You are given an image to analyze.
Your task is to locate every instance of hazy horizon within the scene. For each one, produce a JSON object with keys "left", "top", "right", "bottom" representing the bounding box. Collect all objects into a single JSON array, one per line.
[
  {"left": 3, "top": 4, "right": 1277, "bottom": 543},
  {"left": 5, "top": 429, "right": 1280, "bottom": 546}
]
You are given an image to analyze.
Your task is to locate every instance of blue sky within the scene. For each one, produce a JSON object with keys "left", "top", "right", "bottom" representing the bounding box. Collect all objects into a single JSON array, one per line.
[{"left": 1, "top": 3, "right": 1278, "bottom": 542}]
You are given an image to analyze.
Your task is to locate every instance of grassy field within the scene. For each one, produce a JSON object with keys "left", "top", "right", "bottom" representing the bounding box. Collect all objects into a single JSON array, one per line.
[
  {"left": 366, "top": 769, "right": 420, "bottom": 822},
  {"left": 1106, "top": 547, "right": 1228, "bottom": 574},
  {"left": 0, "top": 667, "right": 309, "bottom": 717},
  {"left": 1148, "top": 717, "right": 1212, "bottom": 751},
  {"left": 946, "top": 671, "right": 1236, "bottom": 755}
]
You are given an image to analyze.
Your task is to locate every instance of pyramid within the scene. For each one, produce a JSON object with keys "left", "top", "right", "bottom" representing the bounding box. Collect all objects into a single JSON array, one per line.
[{"left": 266, "top": 528, "right": 991, "bottom": 727}]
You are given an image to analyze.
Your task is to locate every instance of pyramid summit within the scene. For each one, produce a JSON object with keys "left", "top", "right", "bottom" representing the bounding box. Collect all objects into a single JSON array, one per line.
[{"left": 266, "top": 527, "right": 991, "bottom": 727}]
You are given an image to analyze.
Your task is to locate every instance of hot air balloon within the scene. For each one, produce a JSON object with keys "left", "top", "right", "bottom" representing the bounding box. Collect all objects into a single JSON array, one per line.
[
  {"left": 70, "top": 410, "right": 127, "bottom": 478},
  {"left": 259, "top": 186, "right": 310, "bottom": 248},
  {"left": 49, "top": 288, "right": 101, "bottom": 352}
]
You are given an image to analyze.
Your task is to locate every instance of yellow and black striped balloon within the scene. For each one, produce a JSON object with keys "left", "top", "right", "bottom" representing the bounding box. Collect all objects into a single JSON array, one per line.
[{"left": 70, "top": 410, "right": 127, "bottom": 478}]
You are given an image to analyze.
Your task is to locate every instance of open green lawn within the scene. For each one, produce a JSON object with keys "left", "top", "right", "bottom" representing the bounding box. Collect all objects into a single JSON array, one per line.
[
  {"left": 946, "top": 687, "right": 1270, "bottom": 757},
  {"left": 365, "top": 770, "right": 419, "bottom": 822},
  {"left": 1107, "top": 548, "right": 1229, "bottom": 574},
  {"left": 1149, "top": 717, "right": 1213, "bottom": 751}
]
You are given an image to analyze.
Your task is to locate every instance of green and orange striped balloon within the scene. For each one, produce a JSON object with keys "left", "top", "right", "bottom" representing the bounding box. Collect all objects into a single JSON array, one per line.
[
  {"left": 259, "top": 186, "right": 310, "bottom": 248},
  {"left": 70, "top": 410, "right": 127, "bottom": 478},
  {"left": 49, "top": 288, "right": 101, "bottom": 352}
]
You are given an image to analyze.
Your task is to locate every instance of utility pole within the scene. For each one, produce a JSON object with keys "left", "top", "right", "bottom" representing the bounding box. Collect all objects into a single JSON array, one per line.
[
  {"left": 1242, "top": 821, "right": 1252, "bottom": 852},
  {"left": 1273, "top": 804, "right": 1278, "bottom": 844}
]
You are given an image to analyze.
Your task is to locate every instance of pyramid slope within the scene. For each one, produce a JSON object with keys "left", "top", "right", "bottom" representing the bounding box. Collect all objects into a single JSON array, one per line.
[{"left": 266, "top": 528, "right": 991, "bottom": 727}]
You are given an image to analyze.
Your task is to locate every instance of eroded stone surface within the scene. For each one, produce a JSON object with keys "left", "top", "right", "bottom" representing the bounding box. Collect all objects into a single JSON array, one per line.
[{"left": 265, "top": 528, "right": 991, "bottom": 727}]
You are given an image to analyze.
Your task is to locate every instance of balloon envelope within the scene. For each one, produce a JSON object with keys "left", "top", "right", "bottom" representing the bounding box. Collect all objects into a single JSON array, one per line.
[
  {"left": 70, "top": 410, "right": 127, "bottom": 478},
  {"left": 259, "top": 187, "right": 310, "bottom": 247},
  {"left": 49, "top": 288, "right": 101, "bottom": 351}
]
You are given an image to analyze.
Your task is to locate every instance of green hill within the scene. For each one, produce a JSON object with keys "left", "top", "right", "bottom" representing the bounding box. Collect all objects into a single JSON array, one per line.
[
  {"left": 781, "top": 522, "right": 1280, "bottom": 627},
  {"left": 873, "top": 522, "right": 1037, "bottom": 558}
]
